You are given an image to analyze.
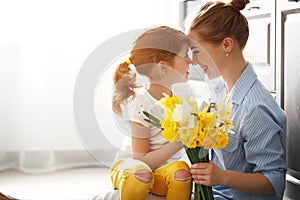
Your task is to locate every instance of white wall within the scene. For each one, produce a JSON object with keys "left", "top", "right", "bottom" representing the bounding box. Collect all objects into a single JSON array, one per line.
[{"left": 0, "top": 0, "right": 181, "bottom": 151}]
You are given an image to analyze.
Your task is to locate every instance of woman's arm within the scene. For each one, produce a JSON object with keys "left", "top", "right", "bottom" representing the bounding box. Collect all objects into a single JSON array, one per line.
[
  {"left": 222, "top": 169, "right": 275, "bottom": 194},
  {"left": 191, "top": 161, "right": 275, "bottom": 195},
  {"left": 130, "top": 122, "right": 182, "bottom": 170}
]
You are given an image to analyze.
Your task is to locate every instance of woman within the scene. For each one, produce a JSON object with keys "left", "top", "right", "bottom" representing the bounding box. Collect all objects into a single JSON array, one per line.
[
  {"left": 111, "top": 26, "right": 192, "bottom": 200},
  {"left": 188, "top": 0, "right": 287, "bottom": 199}
]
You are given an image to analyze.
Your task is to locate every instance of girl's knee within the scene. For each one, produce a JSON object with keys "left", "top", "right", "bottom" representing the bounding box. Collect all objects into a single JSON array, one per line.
[
  {"left": 174, "top": 169, "right": 192, "bottom": 182},
  {"left": 134, "top": 169, "right": 153, "bottom": 183}
]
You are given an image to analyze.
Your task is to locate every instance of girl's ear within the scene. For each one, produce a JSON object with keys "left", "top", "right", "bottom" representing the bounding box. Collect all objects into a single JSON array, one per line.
[
  {"left": 157, "top": 61, "right": 168, "bottom": 74},
  {"left": 222, "top": 37, "right": 234, "bottom": 53}
]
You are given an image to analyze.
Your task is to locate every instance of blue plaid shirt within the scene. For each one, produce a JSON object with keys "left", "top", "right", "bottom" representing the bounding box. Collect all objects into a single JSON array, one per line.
[{"left": 212, "top": 63, "right": 287, "bottom": 200}]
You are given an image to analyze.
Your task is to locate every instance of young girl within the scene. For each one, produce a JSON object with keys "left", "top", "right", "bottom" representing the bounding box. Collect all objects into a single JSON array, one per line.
[
  {"left": 111, "top": 26, "right": 192, "bottom": 200},
  {"left": 188, "top": 0, "right": 287, "bottom": 199}
]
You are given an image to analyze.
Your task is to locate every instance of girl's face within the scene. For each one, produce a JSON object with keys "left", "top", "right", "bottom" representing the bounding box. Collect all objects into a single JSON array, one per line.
[
  {"left": 171, "top": 44, "right": 191, "bottom": 81},
  {"left": 188, "top": 31, "right": 223, "bottom": 79}
]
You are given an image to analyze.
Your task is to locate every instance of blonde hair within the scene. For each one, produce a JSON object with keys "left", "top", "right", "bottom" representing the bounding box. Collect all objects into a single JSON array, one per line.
[
  {"left": 112, "top": 26, "right": 188, "bottom": 116},
  {"left": 190, "top": 0, "right": 250, "bottom": 49}
]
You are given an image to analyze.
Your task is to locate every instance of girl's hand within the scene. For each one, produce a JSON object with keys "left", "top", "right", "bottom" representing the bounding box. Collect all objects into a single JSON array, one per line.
[{"left": 191, "top": 161, "right": 225, "bottom": 186}]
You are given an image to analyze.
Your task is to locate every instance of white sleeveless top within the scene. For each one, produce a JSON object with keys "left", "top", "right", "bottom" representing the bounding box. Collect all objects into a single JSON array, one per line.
[{"left": 114, "top": 87, "right": 185, "bottom": 165}]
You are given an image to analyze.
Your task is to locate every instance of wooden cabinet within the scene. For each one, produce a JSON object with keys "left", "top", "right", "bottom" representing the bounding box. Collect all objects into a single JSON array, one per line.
[
  {"left": 242, "top": 0, "right": 276, "bottom": 94},
  {"left": 277, "top": 1, "right": 300, "bottom": 199}
]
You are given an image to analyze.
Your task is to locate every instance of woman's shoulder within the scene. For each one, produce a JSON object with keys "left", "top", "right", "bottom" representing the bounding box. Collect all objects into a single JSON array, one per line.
[{"left": 241, "top": 83, "right": 286, "bottom": 127}]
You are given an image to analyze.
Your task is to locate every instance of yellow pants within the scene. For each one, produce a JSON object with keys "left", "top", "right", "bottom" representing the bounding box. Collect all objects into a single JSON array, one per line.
[{"left": 110, "top": 158, "right": 192, "bottom": 200}]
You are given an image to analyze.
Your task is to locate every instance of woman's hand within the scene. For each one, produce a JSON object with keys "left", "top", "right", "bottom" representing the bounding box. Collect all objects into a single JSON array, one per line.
[
  {"left": 191, "top": 161, "right": 225, "bottom": 186},
  {"left": 191, "top": 161, "right": 276, "bottom": 195}
]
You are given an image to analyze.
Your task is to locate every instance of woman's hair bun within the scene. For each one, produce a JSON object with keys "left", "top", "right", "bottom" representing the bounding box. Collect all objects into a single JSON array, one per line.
[{"left": 230, "top": 0, "right": 250, "bottom": 11}]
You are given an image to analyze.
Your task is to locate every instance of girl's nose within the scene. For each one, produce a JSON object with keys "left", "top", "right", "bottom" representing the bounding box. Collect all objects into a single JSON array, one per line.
[
  {"left": 191, "top": 59, "right": 198, "bottom": 65},
  {"left": 191, "top": 54, "right": 198, "bottom": 65}
]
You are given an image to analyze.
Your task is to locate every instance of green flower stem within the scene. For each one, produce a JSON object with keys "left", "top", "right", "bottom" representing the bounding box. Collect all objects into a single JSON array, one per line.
[
  {"left": 143, "top": 111, "right": 214, "bottom": 199},
  {"left": 185, "top": 146, "right": 214, "bottom": 200}
]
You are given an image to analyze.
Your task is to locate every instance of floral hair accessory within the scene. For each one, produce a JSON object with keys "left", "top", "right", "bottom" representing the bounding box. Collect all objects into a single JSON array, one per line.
[{"left": 125, "top": 57, "right": 132, "bottom": 65}]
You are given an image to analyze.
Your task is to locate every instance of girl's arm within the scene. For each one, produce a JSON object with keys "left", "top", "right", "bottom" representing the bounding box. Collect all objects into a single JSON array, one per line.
[{"left": 130, "top": 121, "right": 182, "bottom": 170}]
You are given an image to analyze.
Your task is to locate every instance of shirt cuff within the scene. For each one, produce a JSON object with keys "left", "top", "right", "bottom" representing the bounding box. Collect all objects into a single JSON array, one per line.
[{"left": 261, "top": 169, "right": 286, "bottom": 198}]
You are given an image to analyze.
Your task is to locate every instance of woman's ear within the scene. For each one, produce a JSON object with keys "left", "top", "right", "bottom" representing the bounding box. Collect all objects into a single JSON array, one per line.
[{"left": 222, "top": 37, "right": 234, "bottom": 53}]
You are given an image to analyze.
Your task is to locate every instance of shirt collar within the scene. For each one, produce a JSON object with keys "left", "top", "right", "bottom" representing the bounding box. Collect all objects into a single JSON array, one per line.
[{"left": 228, "top": 63, "right": 257, "bottom": 105}]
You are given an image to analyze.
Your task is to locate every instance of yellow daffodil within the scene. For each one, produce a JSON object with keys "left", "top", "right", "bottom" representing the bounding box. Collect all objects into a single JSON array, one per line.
[
  {"left": 161, "top": 118, "right": 179, "bottom": 142},
  {"left": 216, "top": 131, "right": 228, "bottom": 149},
  {"left": 157, "top": 93, "right": 182, "bottom": 112},
  {"left": 144, "top": 94, "right": 234, "bottom": 200}
]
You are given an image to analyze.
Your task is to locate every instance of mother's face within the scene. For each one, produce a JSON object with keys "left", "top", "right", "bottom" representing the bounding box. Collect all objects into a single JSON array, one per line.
[{"left": 188, "top": 31, "right": 222, "bottom": 79}]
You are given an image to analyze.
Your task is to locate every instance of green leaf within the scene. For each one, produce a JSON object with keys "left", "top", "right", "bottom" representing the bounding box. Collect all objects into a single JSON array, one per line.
[
  {"left": 144, "top": 118, "right": 161, "bottom": 128},
  {"left": 142, "top": 111, "right": 160, "bottom": 124}
]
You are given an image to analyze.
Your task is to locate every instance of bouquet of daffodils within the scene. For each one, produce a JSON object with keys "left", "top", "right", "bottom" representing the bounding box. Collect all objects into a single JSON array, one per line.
[{"left": 144, "top": 94, "right": 234, "bottom": 200}]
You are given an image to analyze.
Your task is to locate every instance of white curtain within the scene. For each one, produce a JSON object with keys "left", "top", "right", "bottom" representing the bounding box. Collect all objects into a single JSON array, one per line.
[{"left": 0, "top": 0, "right": 181, "bottom": 173}]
